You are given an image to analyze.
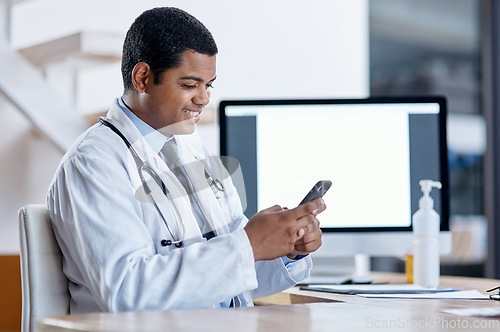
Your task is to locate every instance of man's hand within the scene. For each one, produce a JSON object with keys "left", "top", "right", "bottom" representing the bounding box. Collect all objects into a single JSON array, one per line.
[
  {"left": 286, "top": 215, "right": 323, "bottom": 259},
  {"left": 244, "top": 198, "right": 326, "bottom": 261}
]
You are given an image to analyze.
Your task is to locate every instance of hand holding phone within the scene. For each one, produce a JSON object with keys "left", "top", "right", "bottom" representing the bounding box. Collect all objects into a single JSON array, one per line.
[{"left": 299, "top": 180, "right": 332, "bottom": 205}]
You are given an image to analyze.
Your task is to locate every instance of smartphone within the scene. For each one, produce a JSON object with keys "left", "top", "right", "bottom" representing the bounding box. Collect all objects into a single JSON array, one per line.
[{"left": 299, "top": 180, "right": 332, "bottom": 205}]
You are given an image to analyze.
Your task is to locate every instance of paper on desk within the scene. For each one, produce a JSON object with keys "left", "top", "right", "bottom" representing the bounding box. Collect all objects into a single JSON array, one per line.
[
  {"left": 357, "top": 290, "right": 490, "bottom": 299},
  {"left": 442, "top": 307, "right": 500, "bottom": 317},
  {"left": 301, "top": 284, "right": 462, "bottom": 295}
]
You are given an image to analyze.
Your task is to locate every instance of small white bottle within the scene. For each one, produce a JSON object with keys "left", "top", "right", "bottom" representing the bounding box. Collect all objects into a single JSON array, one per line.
[{"left": 412, "top": 180, "right": 441, "bottom": 288}]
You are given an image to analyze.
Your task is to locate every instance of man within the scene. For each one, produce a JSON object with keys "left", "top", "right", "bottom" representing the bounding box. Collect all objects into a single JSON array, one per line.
[{"left": 48, "top": 7, "right": 325, "bottom": 313}]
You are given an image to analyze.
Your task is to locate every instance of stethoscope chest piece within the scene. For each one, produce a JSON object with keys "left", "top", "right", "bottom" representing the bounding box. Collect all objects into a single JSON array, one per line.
[{"left": 204, "top": 169, "right": 225, "bottom": 199}]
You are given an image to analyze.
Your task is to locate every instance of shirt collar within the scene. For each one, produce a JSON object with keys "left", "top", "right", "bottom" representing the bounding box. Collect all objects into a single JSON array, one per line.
[{"left": 117, "top": 97, "right": 171, "bottom": 154}]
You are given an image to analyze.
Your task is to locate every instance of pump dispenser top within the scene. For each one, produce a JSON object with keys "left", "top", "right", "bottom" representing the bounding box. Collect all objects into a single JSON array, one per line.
[{"left": 418, "top": 180, "right": 442, "bottom": 210}]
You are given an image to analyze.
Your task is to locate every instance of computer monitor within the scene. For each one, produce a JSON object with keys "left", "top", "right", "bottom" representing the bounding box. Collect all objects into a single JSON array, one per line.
[{"left": 219, "top": 97, "right": 451, "bottom": 277}]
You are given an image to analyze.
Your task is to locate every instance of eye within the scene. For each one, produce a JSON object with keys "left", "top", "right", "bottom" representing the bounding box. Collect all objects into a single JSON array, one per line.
[
  {"left": 206, "top": 84, "right": 214, "bottom": 89},
  {"left": 183, "top": 84, "right": 197, "bottom": 89}
]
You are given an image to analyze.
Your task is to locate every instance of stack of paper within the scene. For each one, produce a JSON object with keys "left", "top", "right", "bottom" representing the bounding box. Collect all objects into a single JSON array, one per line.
[{"left": 300, "top": 284, "right": 490, "bottom": 299}]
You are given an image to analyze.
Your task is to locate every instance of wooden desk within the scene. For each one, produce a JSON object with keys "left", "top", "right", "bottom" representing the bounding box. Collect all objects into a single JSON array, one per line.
[{"left": 38, "top": 273, "right": 500, "bottom": 332}]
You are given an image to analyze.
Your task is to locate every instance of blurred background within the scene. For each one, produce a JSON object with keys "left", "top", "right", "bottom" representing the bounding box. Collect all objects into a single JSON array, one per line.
[{"left": 2, "top": 0, "right": 500, "bottom": 330}]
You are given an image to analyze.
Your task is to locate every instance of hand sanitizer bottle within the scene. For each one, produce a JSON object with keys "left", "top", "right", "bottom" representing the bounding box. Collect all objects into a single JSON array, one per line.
[{"left": 413, "top": 180, "right": 441, "bottom": 288}]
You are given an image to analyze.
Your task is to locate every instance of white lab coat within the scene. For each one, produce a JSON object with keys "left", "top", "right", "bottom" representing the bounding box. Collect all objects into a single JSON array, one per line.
[{"left": 47, "top": 99, "right": 312, "bottom": 313}]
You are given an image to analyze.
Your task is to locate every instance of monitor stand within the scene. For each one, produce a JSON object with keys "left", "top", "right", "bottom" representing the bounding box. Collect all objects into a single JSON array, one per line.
[{"left": 351, "top": 253, "right": 375, "bottom": 283}]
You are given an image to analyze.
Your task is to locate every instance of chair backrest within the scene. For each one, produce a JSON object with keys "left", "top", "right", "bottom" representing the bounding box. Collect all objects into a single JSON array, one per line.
[{"left": 19, "top": 204, "right": 70, "bottom": 332}]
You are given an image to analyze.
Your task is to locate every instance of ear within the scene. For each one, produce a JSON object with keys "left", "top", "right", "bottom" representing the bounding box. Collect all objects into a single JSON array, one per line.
[{"left": 131, "top": 62, "right": 152, "bottom": 93}]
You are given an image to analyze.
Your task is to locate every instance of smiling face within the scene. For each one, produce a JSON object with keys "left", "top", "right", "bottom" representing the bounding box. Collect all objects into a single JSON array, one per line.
[{"left": 124, "top": 50, "right": 216, "bottom": 136}]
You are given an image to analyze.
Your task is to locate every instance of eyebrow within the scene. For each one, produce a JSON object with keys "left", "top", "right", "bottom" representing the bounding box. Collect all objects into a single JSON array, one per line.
[{"left": 180, "top": 76, "right": 217, "bottom": 83}]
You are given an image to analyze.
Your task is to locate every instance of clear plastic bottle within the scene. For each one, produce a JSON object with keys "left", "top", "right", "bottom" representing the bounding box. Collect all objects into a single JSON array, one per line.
[{"left": 412, "top": 180, "right": 441, "bottom": 288}]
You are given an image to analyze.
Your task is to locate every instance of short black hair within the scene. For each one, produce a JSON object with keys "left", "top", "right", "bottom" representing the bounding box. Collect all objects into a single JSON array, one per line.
[{"left": 121, "top": 7, "right": 218, "bottom": 91}]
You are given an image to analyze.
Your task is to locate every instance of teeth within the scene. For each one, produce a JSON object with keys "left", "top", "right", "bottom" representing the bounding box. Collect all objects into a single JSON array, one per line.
[{"left": 184, "top": 110, "right": 200, "bottom": 117}]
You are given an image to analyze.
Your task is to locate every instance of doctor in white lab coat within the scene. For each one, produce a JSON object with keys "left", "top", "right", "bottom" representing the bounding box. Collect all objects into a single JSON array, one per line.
[{"left": 47, "top": 7, "right": 325, "bottom": 314}]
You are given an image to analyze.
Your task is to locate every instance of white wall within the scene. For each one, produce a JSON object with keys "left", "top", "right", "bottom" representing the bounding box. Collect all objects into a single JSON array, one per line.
[
  {"left": 12, "top": 0, "right": 369, "bottom": 104},
  {"left": 1, "top": 0, "right": 368, "bottom": 253},
  {"left": 0, "top": 96, "right": 62, "bottom": 253}
]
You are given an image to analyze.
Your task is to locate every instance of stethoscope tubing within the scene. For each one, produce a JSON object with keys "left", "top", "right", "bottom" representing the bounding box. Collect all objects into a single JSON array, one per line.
[
  {"left": 98, "top": 117, "right": 226, "bottom": 248},
  {"left": 99, "top": 117, "right": 185, "bottom": 246}
]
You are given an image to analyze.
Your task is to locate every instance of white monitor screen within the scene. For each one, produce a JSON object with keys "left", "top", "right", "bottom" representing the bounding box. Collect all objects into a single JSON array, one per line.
[{"left": 219, "top": 97, "right": 448, "bottom": 232}]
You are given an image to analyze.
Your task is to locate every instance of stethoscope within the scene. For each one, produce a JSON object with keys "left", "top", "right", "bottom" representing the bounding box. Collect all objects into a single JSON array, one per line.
[{"left": 99, "top": 117, "right": 225, "bottom": 247}]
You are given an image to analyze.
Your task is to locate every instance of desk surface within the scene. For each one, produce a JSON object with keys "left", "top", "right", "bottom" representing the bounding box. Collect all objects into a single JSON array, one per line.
[{"left": 38, "top": 273, "right": 500, "bottom": 332}]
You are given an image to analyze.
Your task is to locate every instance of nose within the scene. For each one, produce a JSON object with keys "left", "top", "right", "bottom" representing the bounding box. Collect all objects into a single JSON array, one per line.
[{"left": 193, "top": 86, "right": 210, "bottom": 107}]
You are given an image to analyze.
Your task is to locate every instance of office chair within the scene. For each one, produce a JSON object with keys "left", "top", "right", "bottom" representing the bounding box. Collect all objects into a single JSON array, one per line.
[{"left": 19, "top": 204, "right": 70, "bottom": 332}]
